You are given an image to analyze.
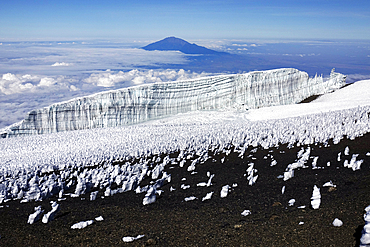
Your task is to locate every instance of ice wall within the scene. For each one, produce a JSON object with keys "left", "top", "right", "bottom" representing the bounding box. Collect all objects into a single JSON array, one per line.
[{"left": 0, "top": 68, "right": 346, "bottom": 137}]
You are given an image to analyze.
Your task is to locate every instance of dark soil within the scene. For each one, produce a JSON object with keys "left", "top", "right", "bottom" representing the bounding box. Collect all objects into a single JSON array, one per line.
[{"left": 1, "top": 133, "right": 370, "bottom": 247}]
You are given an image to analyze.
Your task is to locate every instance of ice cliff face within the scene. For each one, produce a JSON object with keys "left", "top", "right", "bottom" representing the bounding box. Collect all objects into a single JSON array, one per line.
[{"left": 1, "top": 68, "right": 346, "bottom": 137}]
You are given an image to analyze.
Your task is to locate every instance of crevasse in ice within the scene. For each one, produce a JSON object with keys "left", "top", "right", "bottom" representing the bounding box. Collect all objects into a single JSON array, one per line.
[{"left": 0, "top": 68, "right": 346, "bottom": 137}]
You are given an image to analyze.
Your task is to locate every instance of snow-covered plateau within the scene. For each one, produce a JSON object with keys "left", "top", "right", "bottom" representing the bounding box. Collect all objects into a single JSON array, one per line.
[{"left": 0, "top": 68, "right": 346, "bottom": 137}]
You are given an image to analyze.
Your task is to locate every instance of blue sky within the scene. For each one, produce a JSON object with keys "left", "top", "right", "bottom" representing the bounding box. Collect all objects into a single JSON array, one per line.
[{"left": 1, "top": 0, "right": 370, "bottom": 40}]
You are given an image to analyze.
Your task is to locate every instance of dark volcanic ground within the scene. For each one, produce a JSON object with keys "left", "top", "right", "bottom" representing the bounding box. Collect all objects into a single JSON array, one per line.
[{"left": 1, "top": 133, "right": 370, "bottom": 247}]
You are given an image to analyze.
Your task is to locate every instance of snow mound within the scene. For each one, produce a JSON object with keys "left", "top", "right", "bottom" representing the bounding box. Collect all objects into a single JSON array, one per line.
[{"left": 332, "top": 218, "right": 343, "bottom": 227}]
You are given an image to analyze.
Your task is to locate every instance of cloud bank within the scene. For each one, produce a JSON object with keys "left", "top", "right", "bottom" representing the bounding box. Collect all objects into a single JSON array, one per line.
[
  {"left": 0, "top": 73, "right": 71, "bottom": 95},
  {"left": 51, "top": 62, "right": 72, "bottom": 67},
  {"left": 0, "top": 41, "right": 188, "bottom": 79},
  {"left": 0, "top": 69, "right": 212, "bottom": 95},
  {"left": 83, "top": 69, "right": 212, "bottom": 88}
]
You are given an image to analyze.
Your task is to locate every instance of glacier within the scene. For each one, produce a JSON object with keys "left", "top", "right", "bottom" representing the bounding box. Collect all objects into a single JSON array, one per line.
[{"left": 0, "top": 68, "right": 346, "bottom": 138}]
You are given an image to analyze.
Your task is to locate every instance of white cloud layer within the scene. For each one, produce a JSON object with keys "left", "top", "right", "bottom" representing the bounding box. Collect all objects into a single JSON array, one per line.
[
  {"left": 51, "top": 62, "right": 72, "bottom": 67},
  {"left": 0, "top": 69, "right": 212, "bottom": 95},
  {"left": 83, "top": 69, "right": 212, "bottom": 88},
  {"left": 0, "top": 73, "right": 66, "bottom": 95},
  {"left": 0, "top": 42, "right": 187, "bottom": 77}
]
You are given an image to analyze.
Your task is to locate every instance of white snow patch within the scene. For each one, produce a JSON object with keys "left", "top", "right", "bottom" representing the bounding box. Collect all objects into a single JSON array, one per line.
[
  {"left": 184, "top": 196, "right": 197, "bottom": 201},
  {"left": 71, "top": 220, "right": 94, "bottom": 229},
  {"left": 206, "top": 174, "right": 214, "bottom": 187},
  {"left": 312, "top": 156, "right": 319, "bottom": 169},
  {"left": 95, "top": 216, "right": 104, "bottom": 221},
  {"left": 344, "top": 146, "right": 350, "bottom": 156},
  {"left": 27, "top": 206, "right": 44, "bottom": 224},
  {"left": 246, "top": 163, "right": 258, "bottom": 185},
  {"left": 156, "top": 190, "right": 163, "bottom": 196},
  {"left": 270, "top": 160, "right": 277, "bottom": 167},
  {"left": 122, "top": 234, "right": 145, "bottom": 242},
  {"left": 283, "top": 170, "right": 294, "bottom": 181},
  {"left": 181, "top": 184, "right": 190, "bottom": 190},
  {"left": 283, "top": 148, "right": 310, "bottom": 181},
  {"left": 42, "top": 201, "right": 60, "bottom": 224},
  {"left": 241, "top": 210, "right": 251, "bottom": 216},
  {"left": 202, "top": 192, "right": 214, "bottom": 201},
  {"left": 90, "top": 191, "right": 98, "bottom": 201},
  {"left": 323, "top": 181, "right": 336, "bottom": 187},
  {"left": 332, "top": 218, "right": 343, "bottom": 227},
  {"left": 143, "top": 187, "right": 156, "bottom": 205},
  {"left": 311, "top": 185, "right": 321, "bottom": 209},
  {"left": 220, "top": 185, "right": 231, "bottom": 198},
  {"left": 360, "top": 205, "right": 370, "bottom": 246}
]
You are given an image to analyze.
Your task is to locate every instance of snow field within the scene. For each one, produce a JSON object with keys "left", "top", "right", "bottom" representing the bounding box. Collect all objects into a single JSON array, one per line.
[
  {"left": 0, "top": 104, "right": 369, "bottom": 208},
  {"left": 0, "top": 112, "right": 368, "bottom": 245}
]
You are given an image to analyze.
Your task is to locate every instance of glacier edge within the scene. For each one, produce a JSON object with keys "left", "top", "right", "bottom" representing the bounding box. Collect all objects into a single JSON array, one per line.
[{"left": 0, "top": 68, "right": 346, "bottom": 138}]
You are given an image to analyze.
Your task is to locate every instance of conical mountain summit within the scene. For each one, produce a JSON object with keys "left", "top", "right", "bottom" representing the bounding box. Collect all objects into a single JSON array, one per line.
[{"left": 142, "top": 37, "right": 228, "bottom": 55}]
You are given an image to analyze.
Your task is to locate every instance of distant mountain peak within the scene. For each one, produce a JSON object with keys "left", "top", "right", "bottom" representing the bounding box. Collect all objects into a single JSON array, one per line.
[
  {"left": 142, "top": 37, "right": 227, "bottom": 55},
  {"left": 161, "top": 36, "right": 189, "bottom": 45}
]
